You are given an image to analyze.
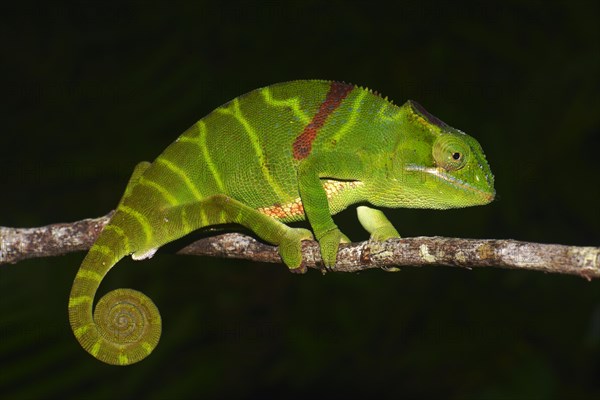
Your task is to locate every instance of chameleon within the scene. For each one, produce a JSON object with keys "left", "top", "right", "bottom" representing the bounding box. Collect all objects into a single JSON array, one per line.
[{"left": 68, "top": 80, "right": 495, "bottom": 365}]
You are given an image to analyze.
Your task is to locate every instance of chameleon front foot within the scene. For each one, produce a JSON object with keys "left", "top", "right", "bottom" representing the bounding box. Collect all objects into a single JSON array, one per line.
[
  {"left": 368, "top": 226, "right": 400, "bottom": 242},
  {"left": 357, "top": 205, "right": 400, "bottom": 241},
  {"left": 316, "top": 228, "right": 351, "bottom": 268}
]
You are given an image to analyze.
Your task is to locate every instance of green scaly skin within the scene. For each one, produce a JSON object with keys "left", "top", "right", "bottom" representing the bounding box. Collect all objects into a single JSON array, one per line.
[{"left": 68, "top": 80, "right": 495, "bottom": 365}]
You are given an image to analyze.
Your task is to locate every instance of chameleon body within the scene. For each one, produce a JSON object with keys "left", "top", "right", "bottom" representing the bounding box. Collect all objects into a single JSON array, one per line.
[{"left": 68, "top": 80, "right": 495, "bottom": 365}]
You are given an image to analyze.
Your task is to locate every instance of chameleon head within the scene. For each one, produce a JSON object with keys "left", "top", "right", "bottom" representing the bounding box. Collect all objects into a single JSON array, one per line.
[{"left": 371, "top": 100, "right": 495, "bottom": 209}]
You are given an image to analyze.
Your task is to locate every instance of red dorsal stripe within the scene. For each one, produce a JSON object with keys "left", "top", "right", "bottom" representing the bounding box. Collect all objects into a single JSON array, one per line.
[{"left": 293, "top": 81, "right": 354, "bottom": 160}]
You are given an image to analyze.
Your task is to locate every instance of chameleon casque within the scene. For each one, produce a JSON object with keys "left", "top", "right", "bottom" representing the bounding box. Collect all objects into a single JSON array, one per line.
[{"left": 68, "top": 80, "right": 495, "bottom": 365}]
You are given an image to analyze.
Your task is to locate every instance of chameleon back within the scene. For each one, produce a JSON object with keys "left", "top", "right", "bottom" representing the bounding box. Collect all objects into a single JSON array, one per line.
[{"left": 138, "top": 80, "right": 398, "bottom": 211}]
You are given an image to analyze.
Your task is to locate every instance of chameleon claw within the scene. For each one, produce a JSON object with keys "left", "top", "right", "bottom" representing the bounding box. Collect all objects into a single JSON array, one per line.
[{"left": 289, "top": 263, "right": 308, "bottom": 274}]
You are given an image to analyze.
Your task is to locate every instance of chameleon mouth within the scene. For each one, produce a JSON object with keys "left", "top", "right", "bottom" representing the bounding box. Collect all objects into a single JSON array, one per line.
[{"left": 404, "top": 165, "right": 495, "bottom": 203}]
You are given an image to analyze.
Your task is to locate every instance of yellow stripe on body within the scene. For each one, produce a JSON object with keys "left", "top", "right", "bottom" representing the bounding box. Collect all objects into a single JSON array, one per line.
[
  {"left": 90, "top": 340, "right": 102, "bottom": 357},
  {"left": 197, "top": 207, "right": 209, "bottom": 227},
  {"left": 138, "top": 176, "right": 179, "bottom": 206},
  {"left": 217, "top": 98, "right": 289, "bottom": 200},
  {"left": 376, "top": 102, "right": 403, "bottom": 122},
  {"left": 260, "top": 87, "right": 311, "bottom": 124},
  {"left": 72, "top": 323, "right": 93, "bottom": 337},
  {"left": 330, "top": 89, "right": 368, "bottom": 143},
  {"left": 141, "top": 342, "right": 154, "bottom": 354},
  {"left": 178, "top": 120, "right": 226, "bottom": 192},
  {"left": 103, "top": 225, "right": 130, "bottom": 254},
  {"left": 197, "top": 120, "right": 226, "bottom": 192},
  {"left": 89, "top": 244, "right": 112, "bottom": 256},
  {"left": 156, "top": 158, "right": 204, "bottom": 200},
  {"left": 75, "top": 269, "right": 103, "bottom": 282},
  {"left": 119, "top": 205, "right": 153, "bottom": 247},
  {"left": 218, "top": 209, "right": 227, "bottom": 224},
  {"left": 68, "top": 295, "right": 93, "bottom": 308},
  {"left": 410, "top": 110, "right": 435, "bottom": 132},
  {"left": 118, "top": 354, "right": 129, "bottom": 365},
  {"left": 180, "top": 203, "right": 192, "bottom": 233}
]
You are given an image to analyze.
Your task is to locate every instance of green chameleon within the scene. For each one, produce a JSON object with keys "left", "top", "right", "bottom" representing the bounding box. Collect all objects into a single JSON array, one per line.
[{"left": 68, "top": 80, "right": 495, "bottom": 365}]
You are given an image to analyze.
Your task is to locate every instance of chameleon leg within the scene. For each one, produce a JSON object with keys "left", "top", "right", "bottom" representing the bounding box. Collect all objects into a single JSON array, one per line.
[
  {"left": 163, "top": 194, "right": 314, "bottom": 270},
  {"left": 356, "top": 205, "right": 400, "bottom": 240},
  {"left": 297, "top": 163, "right": 351, "bottom": 267},
  {"left": 118, "top": 161, "right": 151, "bottom": 204}
]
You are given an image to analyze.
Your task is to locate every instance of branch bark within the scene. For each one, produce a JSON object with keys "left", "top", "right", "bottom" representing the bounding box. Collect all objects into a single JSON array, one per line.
[{"left": 1, "top": 212, "right": 599, "bottom": 280}]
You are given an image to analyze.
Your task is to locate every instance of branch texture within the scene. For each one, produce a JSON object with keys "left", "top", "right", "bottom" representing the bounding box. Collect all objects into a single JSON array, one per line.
[{"left": 1, "top": 213, "right": 599, "bottom": 280}]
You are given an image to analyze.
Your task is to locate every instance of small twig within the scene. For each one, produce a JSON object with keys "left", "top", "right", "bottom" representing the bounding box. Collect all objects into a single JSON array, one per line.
[
  {"left": 0, "top": 213, "right": 113, "bottom": 265},
  {"left": 1, "top": 212, "right": 599, "bottom": 280}
]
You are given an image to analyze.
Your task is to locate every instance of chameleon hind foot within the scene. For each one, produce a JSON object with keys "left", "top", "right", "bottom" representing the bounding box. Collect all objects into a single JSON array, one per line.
[{"left": 278, "top": 227, "right": 314, "bottom": 273}]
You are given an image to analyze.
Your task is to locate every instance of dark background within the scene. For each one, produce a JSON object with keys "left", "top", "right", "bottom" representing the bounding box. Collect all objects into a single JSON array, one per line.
[{"left": 1, "top": 1, "right": 599, "bottom": 398}]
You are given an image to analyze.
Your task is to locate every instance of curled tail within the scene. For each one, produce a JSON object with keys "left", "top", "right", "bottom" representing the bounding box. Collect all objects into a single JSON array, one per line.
[{"left": 68, "top": 212, "right": 161, "bottom": 366}]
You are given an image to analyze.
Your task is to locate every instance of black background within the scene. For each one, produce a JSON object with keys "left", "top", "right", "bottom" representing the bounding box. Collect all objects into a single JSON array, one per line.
[{"left": 1, "top": 1, "right": 599, "bottom": 398}]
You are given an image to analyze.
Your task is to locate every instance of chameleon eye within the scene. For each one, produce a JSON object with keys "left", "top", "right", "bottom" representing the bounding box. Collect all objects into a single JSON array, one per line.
[{"left": 433, "top": 136, "right": 469, "bottom": 171}]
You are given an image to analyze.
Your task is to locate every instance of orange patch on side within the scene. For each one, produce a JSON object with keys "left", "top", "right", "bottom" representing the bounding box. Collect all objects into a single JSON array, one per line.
[
  {"left": 257, "top": 180, "right": 362, "bottom": 220},
  {"left": 257, "top": 199, "right": 304, "bottom": 219},
  {"left": 322, "top": 180, "right": 362, "bottom": 198}
]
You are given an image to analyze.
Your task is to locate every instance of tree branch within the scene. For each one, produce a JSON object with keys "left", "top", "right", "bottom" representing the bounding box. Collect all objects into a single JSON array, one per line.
[{"left": 1, "top": 213, "right": 599, "bottom": 280}]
